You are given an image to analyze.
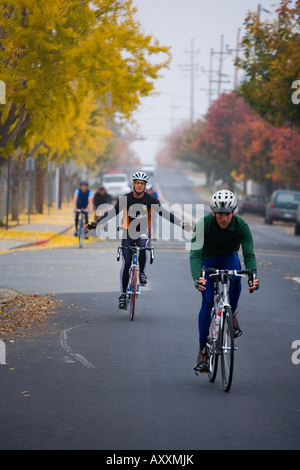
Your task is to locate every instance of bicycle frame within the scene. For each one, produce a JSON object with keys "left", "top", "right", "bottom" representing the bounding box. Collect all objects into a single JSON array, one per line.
[
  {"left": 117, "top": 244, "right": 154, "bottom": 320},
  {"left": 199, "top": 267, "right": 256, "bottom": 392},
  {"left": 76, "top": 209, "right": 88, "bottom": 248},
  {"left": 127, "top": 247, "right": 141, "bottom": 298},
  {"left": 210, "top": 271, "right": 236, "bottom": 350}
]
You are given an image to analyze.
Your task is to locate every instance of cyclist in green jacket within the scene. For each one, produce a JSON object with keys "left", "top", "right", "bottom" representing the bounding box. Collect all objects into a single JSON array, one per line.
[{"left": 190, "top": 189, "right": 259, "bottom": 372}]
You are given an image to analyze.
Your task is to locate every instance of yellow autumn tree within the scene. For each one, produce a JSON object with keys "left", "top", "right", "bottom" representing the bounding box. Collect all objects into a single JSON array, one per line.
[{"left": 0, "top": 0, "right": 171, "bottom": 167}]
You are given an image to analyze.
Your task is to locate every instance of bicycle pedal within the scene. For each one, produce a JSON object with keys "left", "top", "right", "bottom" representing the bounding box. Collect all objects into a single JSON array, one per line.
[{"left": 194, "top": 366, "right": 209, "bottom": 374}]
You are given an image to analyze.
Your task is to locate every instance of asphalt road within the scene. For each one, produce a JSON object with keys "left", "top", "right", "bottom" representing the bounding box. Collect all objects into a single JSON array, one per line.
[{"left": 0, "top": 168, "right": 299, "bottom": 451}]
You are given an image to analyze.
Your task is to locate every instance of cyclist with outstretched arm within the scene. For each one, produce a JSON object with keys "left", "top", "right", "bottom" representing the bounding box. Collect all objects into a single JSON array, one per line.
[
  {"left": 85, "top": 171, "right": 191, "bottom": 309},
  {"left": 190, "top": 190, "right": 259, "bottom": 372}
]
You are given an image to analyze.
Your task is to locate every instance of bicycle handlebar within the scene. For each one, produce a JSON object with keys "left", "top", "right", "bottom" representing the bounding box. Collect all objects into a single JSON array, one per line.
[
  {"left": 201, "top": 266, "right": 258, "bottom": 293},
  {"left": 202, "top": 267, "right": 255, "bottom": 275},
  {"left": 117, "top": 245, "right": 154, "bottom": 264}
]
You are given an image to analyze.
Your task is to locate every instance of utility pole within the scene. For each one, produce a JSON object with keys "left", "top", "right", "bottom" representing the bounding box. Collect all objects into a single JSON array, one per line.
[
  {"left": 257, "top": 3, "right": 261, "bottom": 23},
  {"left": 211, "top": 35, "right": 231, "bottom": 98},
  {"left": 217, "top": 35, "right": 224, "bottom": 97},
  {"left": 226, "top": 28, "right": 241, "bottom": 89},
  {"left": 179, "top": 38, "right": 200, "bottom": 123},
  {"left": 201, "top": 48, "right": 219, "bottom": 107}
]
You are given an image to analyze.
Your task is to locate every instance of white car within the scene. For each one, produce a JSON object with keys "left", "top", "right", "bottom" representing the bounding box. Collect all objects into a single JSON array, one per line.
[
  {"left": 141, "top": 165, "right": 156, "bottom": 176},
  {"left": 102, "top": 173, "right": 131, "bottom": 199}
]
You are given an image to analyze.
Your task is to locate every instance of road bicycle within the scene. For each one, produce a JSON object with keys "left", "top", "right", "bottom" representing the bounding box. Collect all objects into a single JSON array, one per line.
[
  {"left": 195, "top": 266, "right": 257, "bottom": 392},
  {"left": 117, "top": 244, "right": 154, "bottom": 321},
  {"left": 76, "top": 209, "right": 89, "bottom": 248}
]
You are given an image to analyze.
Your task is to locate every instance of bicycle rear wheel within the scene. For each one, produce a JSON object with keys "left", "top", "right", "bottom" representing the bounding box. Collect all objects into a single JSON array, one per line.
[
  {"left": 129, "top": 266, "right": 137, "bottom": 321},
  {"left": 221, "top": 306, "right": 234, "bottom": 392}
]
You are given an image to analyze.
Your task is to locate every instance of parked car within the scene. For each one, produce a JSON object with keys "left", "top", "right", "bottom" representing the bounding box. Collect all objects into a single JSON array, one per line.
[
  {"left": 101, "top": 172, "right": 131, "bottom": 200},
  {"left": 238, "top": 195, "right": 269, "bottom": 216},
  {"left": 295, "top": 204, "right": 300, "bottom": 235},
  {"left": 265, "top": 189, "right": 300, "bottom": 225}
]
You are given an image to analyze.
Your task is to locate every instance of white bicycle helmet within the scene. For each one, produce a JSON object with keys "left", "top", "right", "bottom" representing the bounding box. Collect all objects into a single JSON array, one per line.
[
  {"left": 132, "top": 171, "right": 149, "bottom": 183},
  {"left": 210, "top": 189, "right": 237, "bottom": 213}
]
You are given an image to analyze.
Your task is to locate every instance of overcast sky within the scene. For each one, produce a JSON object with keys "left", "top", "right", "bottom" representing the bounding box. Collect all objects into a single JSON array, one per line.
[{"left": 129, "top": 0, "right": 279, "bottom": 165}]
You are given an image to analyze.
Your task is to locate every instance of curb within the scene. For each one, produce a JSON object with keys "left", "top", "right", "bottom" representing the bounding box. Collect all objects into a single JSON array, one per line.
[
  {"left": 1, "top": 225, "right": 73, "bottom": 252},
  {"left": 0, "top": 287, "right": 21, "bottom": 304}
]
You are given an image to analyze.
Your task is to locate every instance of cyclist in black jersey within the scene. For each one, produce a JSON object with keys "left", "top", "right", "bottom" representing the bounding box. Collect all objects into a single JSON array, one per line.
[{"left": 85, "top": 171, "right": 191, "bottom": 308}]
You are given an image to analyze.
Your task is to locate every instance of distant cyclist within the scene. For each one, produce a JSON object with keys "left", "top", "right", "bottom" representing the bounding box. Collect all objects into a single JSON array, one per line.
[
  {"left": 190, "top": 189, "right": 259, "bottom": 372},
  {"left": 85, "top": 171, "right": 191, "bottom": 309},
  {"left": 93, "top": 186, "right": 112, "bottom": 211},
  {"left": 73, "top": 181, "right": 93, "bottom": 237},
  {"left": 93, "top": 185, "right": 112, "bottom": 220}
]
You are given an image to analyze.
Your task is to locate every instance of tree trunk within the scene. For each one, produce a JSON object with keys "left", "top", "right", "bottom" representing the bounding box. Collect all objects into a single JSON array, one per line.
[
  {"left": 10, "top": 159, "right": 20, "bottom": 222},
  {"left": 35, "top": 164, "right": 44, "bottom": 214}
]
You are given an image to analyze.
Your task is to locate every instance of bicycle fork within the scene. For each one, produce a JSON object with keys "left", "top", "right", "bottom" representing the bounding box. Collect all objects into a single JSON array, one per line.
[{"left": 209, "top": 305, "right": 238, "bottom": 357}]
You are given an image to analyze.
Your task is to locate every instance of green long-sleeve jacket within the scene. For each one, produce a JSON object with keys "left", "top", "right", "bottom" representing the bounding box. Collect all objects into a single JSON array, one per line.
[{"left": 189, "top": 213, "right": 257, "bottom": 281}]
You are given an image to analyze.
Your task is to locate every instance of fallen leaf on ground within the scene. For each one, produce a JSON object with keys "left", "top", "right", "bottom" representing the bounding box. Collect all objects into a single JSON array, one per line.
[{"left": 0, "top": 294, "right": 61, "bottom": 340}]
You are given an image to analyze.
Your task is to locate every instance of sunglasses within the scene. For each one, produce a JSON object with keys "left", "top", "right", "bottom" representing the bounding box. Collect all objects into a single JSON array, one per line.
[{"left": 134, "top": 181, "right": 146, "bottom": 186}]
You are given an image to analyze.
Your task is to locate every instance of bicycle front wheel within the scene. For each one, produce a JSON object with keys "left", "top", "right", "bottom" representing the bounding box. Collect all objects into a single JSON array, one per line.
[
  {"left": 221, "top": 306, "right": 234, "bottom": 392},
  {"left": 208, "top": 340, "right": 218, "bottom": 383},
  {"left": 78, "top": 220, "right": 84, "bottom": 248},
  {"left": 129, "top": 266, "right": 137, "bottom": 321},
  {"left": 207, "top": 310, "right": 218, "bottom": 383}
]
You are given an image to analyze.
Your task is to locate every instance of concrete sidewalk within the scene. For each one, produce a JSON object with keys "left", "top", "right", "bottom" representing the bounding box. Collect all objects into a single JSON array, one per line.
[{"left": 0, "top": 203, "right": 74, "bottom": 252}]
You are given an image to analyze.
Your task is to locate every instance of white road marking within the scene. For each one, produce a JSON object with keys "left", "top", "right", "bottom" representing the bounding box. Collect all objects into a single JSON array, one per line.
[
  {"left": 60, "top": 324, "right": 95, "bottom": 369},
  {"left": 0, "top": 340, "right": 6, "bottom": 365}
]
